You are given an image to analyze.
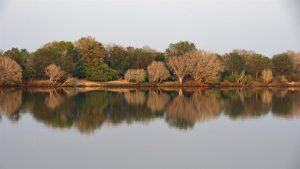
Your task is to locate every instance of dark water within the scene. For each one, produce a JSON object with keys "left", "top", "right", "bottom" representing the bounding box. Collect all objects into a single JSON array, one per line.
[{"left": 0, "top": 88, "right": 300, "bottom": 169}]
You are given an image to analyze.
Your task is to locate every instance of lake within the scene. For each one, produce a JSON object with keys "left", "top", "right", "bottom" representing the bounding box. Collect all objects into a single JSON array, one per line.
[{"left": 0, "top": 88, "right": 300, "bottom": 169}]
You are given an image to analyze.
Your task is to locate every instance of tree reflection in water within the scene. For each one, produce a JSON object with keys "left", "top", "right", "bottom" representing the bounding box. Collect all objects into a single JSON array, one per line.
[{"left": 0, "top": 88, "right": 299, "bottom": 134}]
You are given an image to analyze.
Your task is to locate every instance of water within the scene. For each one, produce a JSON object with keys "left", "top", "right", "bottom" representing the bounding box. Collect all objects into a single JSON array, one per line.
[{"left": 0, "top": 88, "right": 300, "bottom": 169}]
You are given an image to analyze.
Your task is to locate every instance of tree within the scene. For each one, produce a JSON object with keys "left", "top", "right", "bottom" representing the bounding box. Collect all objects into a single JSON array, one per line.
[
  {"left": 3, "top": 48, "right": 29, "bottom": 69},
  {"left": 165, "top": 41, "right": 197, "bottom": 57},
  {"left": 223, "top": 52, "right": 246, "bottom": 74},
  {"left": 32, "top": 41, "right": 75, "bottom": 77},
  {"left": 74, "top": 36, "right": 105, "bottom": 63},
  {"left": 262, "top": 69, "right": 273, "bottom": 84},
  {"left": 147, "top": 61, "right": 170, "bottom": 83},
  {"left": 105, "top": 45, "right": 129, "bottom": 75},
  {"left": 272, "top": 53, "right": 294, "bottom": 75},
  {"left": 3, "top": 48, "right": 34, "bottom": 80},
  {"left": 126, "top": 47, "right": 156, "bottom": 69},
  {"left": 245, "top": 54, "right": 271, "bottom": 78},
  {"left": 167, "top": 55, "right": 191, "bottom": 84},
  {"left": 185, "top": 51, "right": 223, "bottom": 82},
  {"left": 45, "top": 64, "right": 66, "bottom": 85},
  {"left": 0, "top": 57, "right": 22, "bottom": 85},
  {"left": 124, "top": 69, "right": 146, "bottom": 83},
  {"left": 76, "top": 61, "right": 118, "bottom": 81}
]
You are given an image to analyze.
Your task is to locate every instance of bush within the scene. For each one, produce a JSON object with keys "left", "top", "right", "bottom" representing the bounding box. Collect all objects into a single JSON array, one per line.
[
  {"left": 225, "top": 72, "right": 252, "bottom": 84},
  {"left": 206, "top": 77, "right": 220, "bottom": 84},
  {"left": 226, "top": 73, "right": 239, "bottom": 83},
  {"left": 75, "top": 61, "right": 118, "bottom": 81},
  {"left": 0, "top": 57, "right": 22, "bottom": 85},
  {"left": 124, "top": 69, "right": 146, "bottom": 83}
]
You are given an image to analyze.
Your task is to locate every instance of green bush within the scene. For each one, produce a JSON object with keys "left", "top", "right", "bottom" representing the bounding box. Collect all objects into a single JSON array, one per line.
[
  {"left": 225, "top": 72, "right": 253, "bottom": 84},
  {"left": 226, "top": 73, "right": 239, "bottom": 83},
  {"left": 75, "top": 61, "right": 118, "bottom": 81},
  {"left": 206, "top": 77, "right": 220, "bottom": 84}
]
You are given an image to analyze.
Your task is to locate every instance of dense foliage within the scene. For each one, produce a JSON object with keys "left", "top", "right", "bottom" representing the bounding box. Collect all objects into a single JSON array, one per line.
[{"left": 1, "top": 37, "right": 299, "bottom": 85}]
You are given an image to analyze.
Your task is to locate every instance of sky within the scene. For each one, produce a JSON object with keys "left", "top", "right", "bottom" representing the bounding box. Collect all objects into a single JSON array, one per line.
[{"left": 0, "top": 0, "right": 299, "bottom": 56}]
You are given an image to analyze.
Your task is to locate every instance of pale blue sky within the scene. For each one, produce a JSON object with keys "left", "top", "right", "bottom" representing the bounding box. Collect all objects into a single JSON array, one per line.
[{"left": 0, "top": 0, "right": 299, "bottom": 56}]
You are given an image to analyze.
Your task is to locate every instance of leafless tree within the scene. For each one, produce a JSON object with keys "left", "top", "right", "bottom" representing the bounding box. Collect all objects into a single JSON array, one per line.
[
  {"left": 0, "top": 57, "right": 22, "bottom": 85},
  {"left": 147, "top": 61, "right": 170, "bottom": 83},
  {"left": 167, "top": 55, "right": 191, "bottom": 84},
  {"left": 45, "top": 64, "right": 66, "bottom": 85},
  {"left": 124, "top": 69, "right": 146, "bottom": 83},
  {"left": 261, "top": 68, "right": 273, "bottom": 84},
  {"left": 185, "top": 51, "right": 223, "bottom": 82}
]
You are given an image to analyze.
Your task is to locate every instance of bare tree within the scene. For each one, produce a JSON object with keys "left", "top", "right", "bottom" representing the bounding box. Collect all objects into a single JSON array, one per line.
[
  {"left": 124, "top": 69, "right": 146, "bottom": 83},
  {"left": 185, "top": 51, "right": 223, "bottom": 82},
  {"left": 262, "top": 68, "right": 273, "bottom": 84},
  {"left": 167, "top": 55, "right": 191, "bottom": 84},
  {"left": 45, "top": 64, "right": 66, "bottom": 85},
  {"left": 147, "top": 61, "right": 170, "bottom": 83},
  {"left": 0, "top": 57, "right": 22, "bottom": 85}
]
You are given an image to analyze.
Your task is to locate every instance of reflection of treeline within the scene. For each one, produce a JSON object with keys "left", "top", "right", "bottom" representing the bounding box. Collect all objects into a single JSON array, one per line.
[{"left": 0, "top": 88, "right": 300, "bottom": 134}]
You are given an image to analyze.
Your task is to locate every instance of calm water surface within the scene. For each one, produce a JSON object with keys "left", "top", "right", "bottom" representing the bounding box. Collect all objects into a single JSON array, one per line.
[{"left": 0, "top": 88, "right": 300, "bottom": 169}]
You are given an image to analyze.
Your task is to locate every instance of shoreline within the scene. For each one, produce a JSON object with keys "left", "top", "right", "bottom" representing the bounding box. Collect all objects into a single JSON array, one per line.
[{"left": 1, "top": 80, "right": 300, "bottom": 88}]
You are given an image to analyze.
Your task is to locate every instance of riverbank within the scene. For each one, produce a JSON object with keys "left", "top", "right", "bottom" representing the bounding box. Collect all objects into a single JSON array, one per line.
[{"left": 1, "top": 79, "right": 300, "bottom": 88}]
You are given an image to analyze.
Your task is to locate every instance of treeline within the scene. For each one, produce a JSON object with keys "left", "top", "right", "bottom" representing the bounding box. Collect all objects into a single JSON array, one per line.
[{"left": 0, "top": 37, "right": 299, "bottom": 86}]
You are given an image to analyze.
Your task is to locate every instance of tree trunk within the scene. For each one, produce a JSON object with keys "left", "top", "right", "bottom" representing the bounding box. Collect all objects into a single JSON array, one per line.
[{"left": 178, "top": 77, "right": 183, "bottom": 84}]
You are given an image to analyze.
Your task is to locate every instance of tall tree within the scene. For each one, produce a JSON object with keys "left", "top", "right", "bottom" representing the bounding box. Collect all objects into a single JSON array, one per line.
[
  {"left": 105, "top": 45, "right": 129, "bottom": 74},
  {"left": 32, "top": 41, "right": 75, "bottom": 77},
  {"left": 74, "top": 36, "right": 105, "bottom": 63},
  {"left": 165, "top": 41, "right": 197, "bottom": 57}
]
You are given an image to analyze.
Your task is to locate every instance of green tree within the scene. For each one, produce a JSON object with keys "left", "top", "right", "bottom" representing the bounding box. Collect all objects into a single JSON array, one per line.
[
  {"left": 272, "top": 53, "right": 294, "bottom": 75},
  {"left": 245, "top": 54, "right": 271, "bottom": 78},
  {"left": 126, "top": 47, "right": 156, "bottom": 69},
  {"left": 223, "top": 52, "right": 246, "bottom": 74},
  {"left": 2, "top": 48, "right": 35, "bottom": 80},
  {"left": 105, "top": 45, "right": 129, "bottom": 75},
  {"left": 32, "top": 41, "right": 75, "bottom": 77},
  {"left": 165, "top": 41, "right": 197, "bottom": 57},
  {"left": 74, "top": 36, "right": 105, "bottom": 63}
]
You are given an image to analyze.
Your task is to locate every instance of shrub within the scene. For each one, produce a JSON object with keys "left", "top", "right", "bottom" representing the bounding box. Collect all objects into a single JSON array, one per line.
[
  {"left": 124, "top": 69, "right": 146, "bottom": 83},
  {"left": 75, "top": 60, "right": 118, "bottom": 82},
  {"left": 225, "top": 71, "right": 252, "bottom": 85},
  {"left": 206, "top": 77, "right": 220, "bottom": 84},
  {"left": 0, "top": 57, "right": 22, "bottom": 85}
]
